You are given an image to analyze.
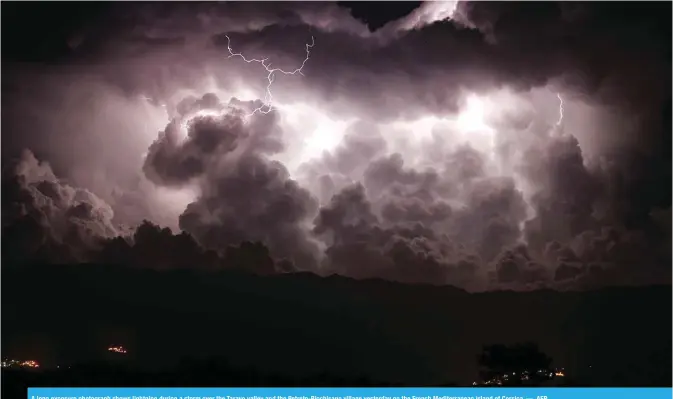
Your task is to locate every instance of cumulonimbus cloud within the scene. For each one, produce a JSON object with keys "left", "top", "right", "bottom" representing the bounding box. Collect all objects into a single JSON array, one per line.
[{"left": 2, "top": 2, "right": 670, "bottom": 291}]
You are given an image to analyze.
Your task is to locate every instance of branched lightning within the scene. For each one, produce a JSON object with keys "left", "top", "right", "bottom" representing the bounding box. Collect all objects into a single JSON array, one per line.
[
  {"left": 556, "top": 92, "right": 564, "bottom": 127},
  {"left": 225, "top": 35, "right": 315, "bottom": 117}
]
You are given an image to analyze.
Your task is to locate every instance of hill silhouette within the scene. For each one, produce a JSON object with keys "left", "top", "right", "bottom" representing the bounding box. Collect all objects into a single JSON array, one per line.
[{"left": 2, "top": 263, "right": 670, "bottom": 386}]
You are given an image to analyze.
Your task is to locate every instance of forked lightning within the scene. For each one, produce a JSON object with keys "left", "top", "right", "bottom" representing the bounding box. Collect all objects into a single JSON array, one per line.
[
  {"left": 556, "top": 92, "right": 564, "bottom": 127},
  {"left": 225, "top": 34, "right": 315, "bottom": 116}
]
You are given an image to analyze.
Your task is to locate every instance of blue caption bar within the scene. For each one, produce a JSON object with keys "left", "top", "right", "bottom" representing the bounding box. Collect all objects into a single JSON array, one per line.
[{"left": 27, "top": 387, "right": 673, "bottom": 399}]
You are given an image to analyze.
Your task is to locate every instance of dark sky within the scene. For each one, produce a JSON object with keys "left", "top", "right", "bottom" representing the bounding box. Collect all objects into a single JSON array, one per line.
[
  {"left": 2, "top": 2, "right": 104, "bottom": 62},
  {"left": 339, "top": 2, "right": 423, "bottom": 30},
  {"left": 1, "top": 1, "right": 671, "bottom": 291},
  {"left": 2, "top": 2, "right": 424, "bottom": 60}
]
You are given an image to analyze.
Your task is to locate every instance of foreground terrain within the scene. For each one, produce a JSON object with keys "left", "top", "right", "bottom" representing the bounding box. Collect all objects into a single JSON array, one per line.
[{"left": 3, "top": 263, "right": 671, "bottom": 386}]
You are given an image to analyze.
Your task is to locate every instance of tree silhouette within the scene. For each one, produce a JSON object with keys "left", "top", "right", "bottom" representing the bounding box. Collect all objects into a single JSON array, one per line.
[{"left": 478, "top": 342, "right": 553, "bottom": 385}]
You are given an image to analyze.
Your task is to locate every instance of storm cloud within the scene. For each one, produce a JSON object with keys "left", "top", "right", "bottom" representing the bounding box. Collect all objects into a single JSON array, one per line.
[{"left": 2, "top": 1, "right": 670, "bottom": 291}]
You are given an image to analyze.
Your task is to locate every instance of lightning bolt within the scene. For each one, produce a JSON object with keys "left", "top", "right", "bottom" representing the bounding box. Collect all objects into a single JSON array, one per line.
[
  {"left": 556, "top": 92, "right": 564, "bottom": 127},
  {"left": 225, "top": 35, "right": 315, "bottom": 117}
]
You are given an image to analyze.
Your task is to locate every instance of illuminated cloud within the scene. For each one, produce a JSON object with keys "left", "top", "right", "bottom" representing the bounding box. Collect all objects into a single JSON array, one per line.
[
  {"left": 381, "top": 1, "right": 460, "bottom": 35},
  {"left": 2, "top": 2, "right": 670, "bottom": 290}
]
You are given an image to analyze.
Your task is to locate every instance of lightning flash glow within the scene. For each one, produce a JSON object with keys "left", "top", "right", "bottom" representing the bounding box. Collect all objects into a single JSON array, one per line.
[{"left": 225, "top": 35, "right": 315, "bottom": 117}]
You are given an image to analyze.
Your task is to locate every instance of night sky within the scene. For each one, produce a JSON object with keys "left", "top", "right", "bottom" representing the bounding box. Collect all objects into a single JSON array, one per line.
[
  {"left": 2, "top": 1, "right": 671, "bottom": 291},
  {"left": 1, "top": 1, "right": 672, "bottom": 389}
]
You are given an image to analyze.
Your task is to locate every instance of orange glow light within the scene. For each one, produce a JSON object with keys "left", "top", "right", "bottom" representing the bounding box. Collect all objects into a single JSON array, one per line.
[
  {"left": 107, "top": 346, "right": 128, "bottom": 354},
  {"left": 20, "top": 360, "right": 39, "bottom": 368}
]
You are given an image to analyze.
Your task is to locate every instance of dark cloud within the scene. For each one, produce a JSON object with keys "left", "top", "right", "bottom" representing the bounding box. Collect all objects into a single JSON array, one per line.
[
  {"left": 97, "top": 220, "right": 286, "bottom": 276},
  {"left": 454, "top": 2, "right": 671, "bottom": 107},
  {"left": 178, "top": 153, "right": 320, "bottom": 271},
  {"left": 6, "top": 2, "right": 668, "bottom": 122},
  {"left": 2, "top": 150, "right": 119, "bottom": 264},
  {"left": 193, "top": 2, "right": 671, "bottom": 124},
  {"left": 313, "top": 183, "right": 480, "bottom": 287},
  {"left": 97, "top": 221, "right": 217, "bottom": 271},
  {"left": 521, "top": 133, "right": 600, "bottom": 252},
  {"left": 444, "top": 144, "right": 487, "bottom": 183},
  {"left": 143, "top": 94, "right": 321, "bottom": 270},
  {"left": 492, "top": 244, "right": 548, "bottom": 287}
]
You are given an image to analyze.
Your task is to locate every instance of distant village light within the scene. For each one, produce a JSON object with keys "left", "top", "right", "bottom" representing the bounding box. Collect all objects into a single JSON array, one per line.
[
  {"left": 476, "top": 367, "right": 565, "bottom": 386},
  {"left": 1, "top": 359, "right": 39, "bottom": 368},
  {"left": 107, "top": 345, "right": 128, "bottom": 354}
]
